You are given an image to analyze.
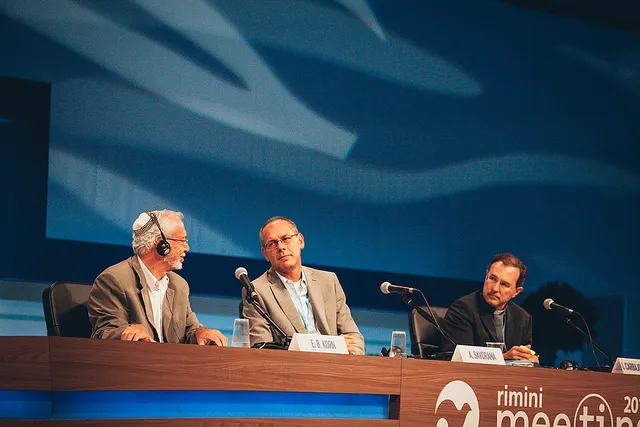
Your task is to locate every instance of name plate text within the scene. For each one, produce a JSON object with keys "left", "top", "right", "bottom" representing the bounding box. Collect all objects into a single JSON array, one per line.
[
  {"left": 612, "top": 357, "right": 640, "bottom": 375},
  {"left": 288, "top": 333, "right": 348, "bottom": 354},
  {"left": 451, "top": 344, "right": 505, "bottom": 365}
]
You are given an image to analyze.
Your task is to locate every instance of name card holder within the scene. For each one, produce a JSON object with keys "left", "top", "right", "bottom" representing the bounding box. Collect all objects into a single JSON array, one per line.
[
  {"left": 451, "top": 345, "right": 505, "bottom": 366},
  {"left": 612, "top": 357, "right": 640, "bottom": 375},
  {"left": 288, "top": 333, "right": 349, "bottom": 354}
]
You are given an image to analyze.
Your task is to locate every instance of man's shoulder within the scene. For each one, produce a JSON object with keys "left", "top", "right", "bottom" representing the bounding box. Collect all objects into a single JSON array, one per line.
[
  {"left": 508, "top": 300, "right": 531, "bottom": 319},
  {"left": 167, "top": 271, "right": 188, "bottom": 289},
  {"left": 453, "top": 290, "right": 481, "bottom": 307},
  {"left": 251, "top": 269, "right": 273, "bottom": 288},
  {"left": 98, "top": 257, "right": 135, "bottom": 279},
  {"left": 302, "top": 266, "right": 336, "bottom": 281},
  {"left": 252, "top": 266, "right": 337, "bottom": 288},
  {"left": 93, "top": 257, "right": 138, "bottom": 293}
]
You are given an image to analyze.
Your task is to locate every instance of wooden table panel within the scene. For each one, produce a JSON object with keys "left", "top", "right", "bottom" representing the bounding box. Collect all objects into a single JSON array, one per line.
[
  {"left": 9, "top": 337, "right": 640, "bottom": 426},
  {"left": 48, "top": 337, "right": 401, "bottom": 394},
  {"left": 400, "top": 358, "right": 640, "bottom": 427},
  {"left": 31, "top": 419, "right": 399, "bottom": 427},
  {"left": 0, "top": 337, "right": 50, "bottom": 390}
]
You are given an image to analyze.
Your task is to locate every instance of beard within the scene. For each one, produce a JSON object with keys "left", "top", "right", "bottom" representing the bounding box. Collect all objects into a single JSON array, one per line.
[{"left": 164, "top": 254, "right": 183, "bottom": 270}]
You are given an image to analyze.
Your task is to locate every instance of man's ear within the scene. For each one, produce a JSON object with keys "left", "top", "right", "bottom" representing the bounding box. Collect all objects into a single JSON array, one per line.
[
  {"left": 514, "top": 287, "right": 524, "bottom": 297},
  {"left": 298, "top": 233, "right": 305, "bottom": 250}
]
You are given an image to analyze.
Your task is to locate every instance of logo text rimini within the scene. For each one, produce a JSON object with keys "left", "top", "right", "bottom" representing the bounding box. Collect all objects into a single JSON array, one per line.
[{"left": 435, "top": 381, "right": 640, "bottom": 427}]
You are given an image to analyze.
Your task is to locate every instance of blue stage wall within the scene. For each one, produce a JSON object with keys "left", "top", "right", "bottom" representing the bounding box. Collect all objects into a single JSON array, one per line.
[{"left": 1, "top": 1, "right": 638, "bottom": 357}]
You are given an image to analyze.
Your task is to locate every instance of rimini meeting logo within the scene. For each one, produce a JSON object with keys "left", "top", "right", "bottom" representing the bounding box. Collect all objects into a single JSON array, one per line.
[
  {"left": 574, "top": 394, "right": 613, "bottom": 427},
  {"left": 435, "top": 380, "right": 480, "bottom": 427},
  {"left": 433, "top": 380, "right": 639, "bottom": 427}
]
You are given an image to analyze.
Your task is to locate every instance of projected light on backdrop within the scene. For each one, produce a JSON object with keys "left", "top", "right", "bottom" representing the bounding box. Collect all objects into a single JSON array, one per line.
[{"left": 1, "top": 0, "right": 638, "bottom": 289}]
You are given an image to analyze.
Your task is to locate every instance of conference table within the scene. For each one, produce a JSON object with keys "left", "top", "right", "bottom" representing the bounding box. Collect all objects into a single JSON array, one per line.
[{"left": 1, "top": 337, "right": 638, "bottom": 426}]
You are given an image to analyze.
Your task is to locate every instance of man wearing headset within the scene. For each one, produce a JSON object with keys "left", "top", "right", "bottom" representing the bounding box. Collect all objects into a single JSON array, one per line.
[{"left": 88, "top": 210, "right": 227, "bottom": 345}]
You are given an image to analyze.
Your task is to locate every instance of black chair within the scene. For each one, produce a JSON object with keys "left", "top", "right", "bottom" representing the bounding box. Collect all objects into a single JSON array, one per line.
[
  {"left": 42, "top": 281, "right": 93, "bottom": 338},
  {"left": 409, "top": 306, "right": 448, "bottom": 358}
]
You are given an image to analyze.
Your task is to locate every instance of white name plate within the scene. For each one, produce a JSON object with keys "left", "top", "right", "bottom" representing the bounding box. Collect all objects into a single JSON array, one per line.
[
  {"left": 451, "top": 345, "right": 505, "bottom": 365},
  {"left": 612, "top": 357, "right": 640, "bottom": 375},
  {"left": 288, "top": 333, "right": 349, "bottom": 354}
]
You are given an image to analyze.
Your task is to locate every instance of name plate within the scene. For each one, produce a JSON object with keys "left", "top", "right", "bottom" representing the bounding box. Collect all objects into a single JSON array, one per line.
[
  {"left": 451, "top": 345, "right": 505, "bottom": 365},
  {"left": 612, "top": 357, "right": 640, "bottom": 375},
  {"left": 288, "top": 333, "right": 348, "bottom": 354}
]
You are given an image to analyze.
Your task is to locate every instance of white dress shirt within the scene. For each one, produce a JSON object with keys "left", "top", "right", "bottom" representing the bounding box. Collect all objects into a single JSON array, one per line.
[{"left": 138, "top": 256, "right": 169, "bottom": 342}]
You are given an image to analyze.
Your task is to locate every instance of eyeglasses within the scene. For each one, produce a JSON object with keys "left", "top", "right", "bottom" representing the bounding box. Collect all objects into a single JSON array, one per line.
[
  {"left": 167, "top": 237, "right": 189, "bottom": 245},
  {"left": 263, "top": 233, "right": 299, "bottom": 250},
  {"left": 486, "top": 273, "right": 512, "bottom": 289}
]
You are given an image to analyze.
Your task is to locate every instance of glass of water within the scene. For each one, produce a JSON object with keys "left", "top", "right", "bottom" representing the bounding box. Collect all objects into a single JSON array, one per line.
[
  {"left": 486, "top": 342, "right": 505, "bottom": 352},
  {"left": 231, "top": 318, "right": 250, "bottom": 348},
  {"left": 389, "top": 330, "right": 407, "bottom": 358}
]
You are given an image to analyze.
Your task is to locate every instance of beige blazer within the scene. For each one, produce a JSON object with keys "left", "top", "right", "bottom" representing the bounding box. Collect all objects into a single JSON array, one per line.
[
  {"left": 88, "top": 256, "right": 201, "bottom": 343},
  {"left": 242, "top": 266, "right": 365, "bottom": 354}
]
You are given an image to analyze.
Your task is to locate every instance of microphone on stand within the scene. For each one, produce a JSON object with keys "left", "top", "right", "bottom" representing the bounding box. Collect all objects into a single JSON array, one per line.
[
  {"left": 380, "top": 281, "right": 419, "bottom": 295},
  {"left": 235, "top": 267, "right": 290, "bottom": 349},
  {"left": 235, "top": 267, "right": 258, "bottom": 300},
  {"left": 542, "top": 298, "right": 614, "bottom": 369},
  {"left": 380, "top": 281, "right": 457, "bottom": 352},
  {"left": 543, "top": 298, "right": 574, "bottom": 315}
]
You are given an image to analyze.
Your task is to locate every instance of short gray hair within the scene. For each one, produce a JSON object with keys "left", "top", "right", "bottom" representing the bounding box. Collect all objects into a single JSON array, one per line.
[
  {"left": 132, "top": 210, "right": 184, "bottom": 256},
  {"left": 259, "top": 216, "right": 298, "bottom": 247}
]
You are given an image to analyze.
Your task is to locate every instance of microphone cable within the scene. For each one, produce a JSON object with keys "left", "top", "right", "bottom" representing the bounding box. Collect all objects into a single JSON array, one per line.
[
  {"left": 413, "top": 288, "right": 457, "bottom": 349},
  {"left": 570, "top": 311, "right": 601, "bottom": 371}
]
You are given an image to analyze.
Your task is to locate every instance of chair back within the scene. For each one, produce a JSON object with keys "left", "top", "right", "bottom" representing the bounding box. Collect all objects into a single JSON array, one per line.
[
  {"left": 42, "top": 281, "right": 93, "bottom": 338},
  {"left": 409, "top": 306, "right": 448, "bottom": 358}
]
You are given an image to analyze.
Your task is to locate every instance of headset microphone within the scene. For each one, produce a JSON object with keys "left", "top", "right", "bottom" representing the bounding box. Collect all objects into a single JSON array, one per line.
[{"left": 135, "top": 211, "right": 171, "bottom": 256}]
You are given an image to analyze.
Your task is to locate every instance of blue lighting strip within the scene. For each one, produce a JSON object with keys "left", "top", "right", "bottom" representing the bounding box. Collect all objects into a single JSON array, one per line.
[
  {"left": 0, "top": 391, "right": 52, "bottom": 419},
  {"left": 51, "top": 391, "right": 389, "bottom": 419}
]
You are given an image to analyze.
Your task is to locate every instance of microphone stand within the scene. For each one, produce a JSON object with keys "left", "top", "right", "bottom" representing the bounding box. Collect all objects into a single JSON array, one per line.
[
  {"left": 565, "top": 316, "right": 615, "bottom": 366},
  {"left": 401, "top": 293, "right": 457, "bottom": 349},
  {"left": 245, "top": 293, "right": 291, "bottom": 349},
  {"left": 402, "top": 293, "right": 436, "bottom": 324}
]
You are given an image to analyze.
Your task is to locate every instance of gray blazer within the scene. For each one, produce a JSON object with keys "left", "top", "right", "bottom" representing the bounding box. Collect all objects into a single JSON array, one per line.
[
  {"left": 88, "top": 256, "right": 202, "bottom": 343},
  {"left": 242, "top": 266, "right": 365, "bottom": 354}
]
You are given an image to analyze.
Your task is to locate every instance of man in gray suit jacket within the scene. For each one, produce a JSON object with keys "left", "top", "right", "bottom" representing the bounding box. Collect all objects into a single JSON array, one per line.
[
  {"left": 88, "top": 210, "right": 227, "bottom": 346},
  {"left": 242, "top": 216, "right": 364, "bottom": 355}
]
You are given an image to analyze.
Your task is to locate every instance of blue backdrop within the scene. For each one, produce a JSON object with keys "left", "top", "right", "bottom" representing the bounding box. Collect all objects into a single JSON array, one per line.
[{"left": 1, "top": 0, "right": 639, "bottom": 355}]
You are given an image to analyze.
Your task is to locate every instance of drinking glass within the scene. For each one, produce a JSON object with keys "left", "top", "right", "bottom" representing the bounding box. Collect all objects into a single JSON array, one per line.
[
  {"left": 486, "top": 342, "right": 505, "bottom": 352},
  {"left": 389, "top": 331, "right": 407, "bottom": 358},
  {"left": 231, "top": 318, "right": 250, "bottom": 348}
]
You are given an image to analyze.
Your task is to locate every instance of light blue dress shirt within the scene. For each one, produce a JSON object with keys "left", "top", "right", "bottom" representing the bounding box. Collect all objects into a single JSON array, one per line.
[{"left": 276, "top": 270, "right": 319, "bottom": 334}]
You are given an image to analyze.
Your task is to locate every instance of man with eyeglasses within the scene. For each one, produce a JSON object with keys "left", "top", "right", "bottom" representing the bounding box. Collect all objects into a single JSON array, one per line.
[
  {"left": 242, "top": 216, "right": 364, "bottom": 355},
  {"left": 88, "top": 210, "right": 227, "bottom": 346},
  {"left": 441, "top": 253, "right": 538, "bottom": 361}
]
